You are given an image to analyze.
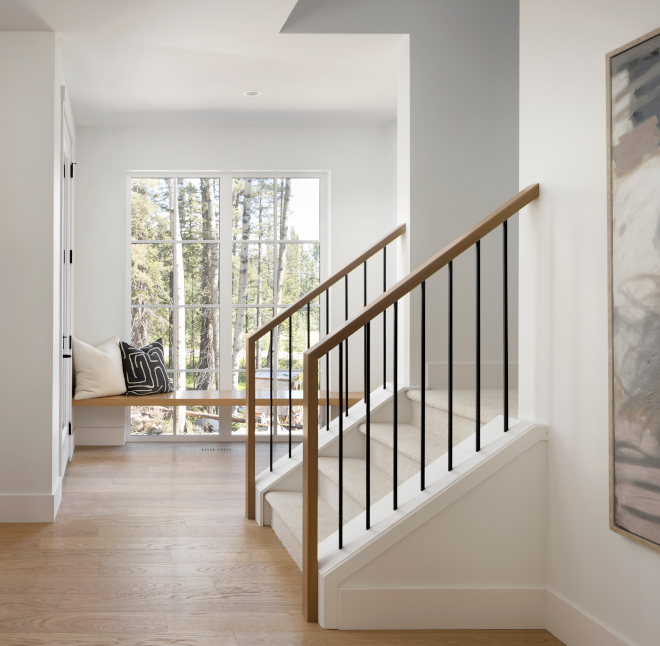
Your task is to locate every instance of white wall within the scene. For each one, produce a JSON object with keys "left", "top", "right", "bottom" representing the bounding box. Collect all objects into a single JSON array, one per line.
[
  {"left": 74, "top": 123, "right": 397, "bottom": 437},
  {"left": 520, "top": 3, "right": 660, "bottom": 645},
  {"left": 0, "top": 32, "right": 71, "bottom": 521},
  {"left": 283, "top": 0, "right": 520, "bottom": 388}
]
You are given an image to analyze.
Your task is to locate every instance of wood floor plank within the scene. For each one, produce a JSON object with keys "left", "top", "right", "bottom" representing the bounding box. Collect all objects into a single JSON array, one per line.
[
  {"left": 98, "top": 562, "right": 302, "bottom": 580},
  {"left": 0, "top": 634, "right": 237, "bottom": 646},
  {"left": 233, "top": 631, "right": 564, "bottom": 645},
  {"left": 0, "top": 611, "right": 168, "bottom": 635},
  {"left": 39, "top": 537, "right": 280, "bottom": 551},
  {"left": 0, "top": 550, "right": 174, "bottom": 564},
  {"left": 165, "top": 611, "right": 321, "bottom": 634},
  {"left": 0, "top": 595, "right": 62, "bottom": 611},
  {"left": 0, "top": 564, "right": 100, "bottom": 578}
]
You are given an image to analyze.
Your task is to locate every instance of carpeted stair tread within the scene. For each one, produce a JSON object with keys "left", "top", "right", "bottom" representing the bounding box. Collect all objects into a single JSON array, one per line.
[
  {"left": 405, "top": 389, "right": 518, "bottom": 424},
  {"left": 318, "top": 456, "right": 392, "bottom": 511},
  {"left": 358, "top": 421, "right": 466, "bottom": 467}
]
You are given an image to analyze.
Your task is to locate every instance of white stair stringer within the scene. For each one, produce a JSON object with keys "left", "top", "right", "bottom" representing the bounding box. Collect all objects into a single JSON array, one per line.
[{"left": 316, "top": 418, "right": 548, "bottom": 629}]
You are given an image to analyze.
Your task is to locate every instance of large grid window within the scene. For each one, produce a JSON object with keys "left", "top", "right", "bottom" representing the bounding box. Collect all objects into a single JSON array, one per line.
[
  {"left": 129, "top": 175, "right": 322, "bottom": 437},
  {"left": 131, "top": 177, "right": 221, "bottom": 435}
]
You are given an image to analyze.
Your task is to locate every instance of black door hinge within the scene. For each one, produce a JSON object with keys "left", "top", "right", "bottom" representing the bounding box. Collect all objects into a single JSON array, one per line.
[
  {"left": 70, "top": 162, "right": 76, "bottom": 178},
  {"left": 68, "top": 422, "right": 72, "bottom": 436},
  {"left": 69, "top": 335, "right": 72, "bottom": 349},
  {"left": 64, "top": 164, "right": 66, "bottom": 178},
  {"left": 70, "top": 250, "right": 73, "bottom": 263}
]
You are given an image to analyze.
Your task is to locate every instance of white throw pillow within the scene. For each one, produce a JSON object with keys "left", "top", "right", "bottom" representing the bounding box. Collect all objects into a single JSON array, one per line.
[{"left": 73, "top": 336, "right": 127, "bottom": 400}]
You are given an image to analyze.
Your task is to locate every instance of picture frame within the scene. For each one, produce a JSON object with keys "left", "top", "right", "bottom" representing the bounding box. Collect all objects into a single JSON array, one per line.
[{"left": 608, "top": 25, "right": 660, "bottom": 552}]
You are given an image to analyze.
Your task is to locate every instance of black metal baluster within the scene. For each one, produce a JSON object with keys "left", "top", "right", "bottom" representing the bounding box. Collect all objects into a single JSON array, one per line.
[
  {"left": 476, "top": 241, "right": 481, "bottom": 451},
  {"left": 288, "top": 316, "right": 292, "bottom": 458},
  {"left": 383, "top": 246, "right": 387, "bottom": 389},
  {"left": 363, "top": 259, "right": 367, "bottom": 415},
  {"left": 503, "top": 221, "right": 509, "bottom": 432},
  {"left": 366, "top": 322, "right": 371, "bottom": 530},
  {"left": 421, "top": 281, "right": 426, "bottom": 491},
  {"left": 269, "top": 330, "right": 274, "bottom": 472},
  {"left": 448, "top": 262, "right": 453, "bottom": 472},
  {"left": 345, "top": 274, "right": 349, "bottom": 417},
  {"left": 307, "top": 302, "right": 310, "bottom": 349},
  {"left": 339, "top": 341, "right": 344, "bottom": 548},
  {"left": 326, "top": 289, "right": 330, "bottom": 431},
  {"left": 393, "top": 301, "right": 398, "bottom": 510}
]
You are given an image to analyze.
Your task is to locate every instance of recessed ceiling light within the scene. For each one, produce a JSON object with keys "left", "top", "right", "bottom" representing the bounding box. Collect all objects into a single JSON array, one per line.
[{"left": 244, "top": 91, "right": 262, "bottom": 97}]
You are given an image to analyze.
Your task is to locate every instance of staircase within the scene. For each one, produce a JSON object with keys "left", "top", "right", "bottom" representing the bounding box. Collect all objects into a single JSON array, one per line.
[
  {"left": 266, "top": 389, "right": 518, "bottom": 570},
  {"left": 245, "top": 184, "right": 541, "bottom": 626}
]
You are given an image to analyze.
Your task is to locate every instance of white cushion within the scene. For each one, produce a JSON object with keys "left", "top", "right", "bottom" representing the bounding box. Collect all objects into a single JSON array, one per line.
[{"left": 73, "top": 336, "right": 127, "bottom": 400}]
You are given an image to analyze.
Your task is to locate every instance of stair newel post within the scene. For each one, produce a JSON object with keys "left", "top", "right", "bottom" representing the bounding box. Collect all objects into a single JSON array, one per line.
[
  {"left": 245, "top": 335, "right": 256, "bottom": 520},
  {"left": 302, "top": 351, "right": 319, "bottom": 622}
]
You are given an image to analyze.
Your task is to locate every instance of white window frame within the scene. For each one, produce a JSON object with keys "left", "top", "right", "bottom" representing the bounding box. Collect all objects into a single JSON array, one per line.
[{"left": 125, "top": 171, "right": 329, "bottom": 442}]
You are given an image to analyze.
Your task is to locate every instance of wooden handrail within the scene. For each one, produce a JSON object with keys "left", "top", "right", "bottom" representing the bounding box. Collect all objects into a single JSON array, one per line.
[
  {"left": 301, "top": 184, "right": 539, "bottom": 622},
  {"left": 245, "top": 223, "right": 406, "bottom": 343},
  {"left": 308, "top": 185, "right": 539, "bottom": 359},
  {"left": 244, "top": 223, "right": 406, "bottom": 521}
]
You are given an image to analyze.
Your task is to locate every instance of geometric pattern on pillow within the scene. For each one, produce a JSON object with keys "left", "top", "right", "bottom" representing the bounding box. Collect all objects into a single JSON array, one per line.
[{"left": 119, "top": 338, "right": 173, "bottom": 396}]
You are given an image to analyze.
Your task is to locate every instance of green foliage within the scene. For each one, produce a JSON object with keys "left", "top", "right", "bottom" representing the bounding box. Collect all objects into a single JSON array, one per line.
[{"left": 131, "top": 176, "right": 320, "bottom": 391}]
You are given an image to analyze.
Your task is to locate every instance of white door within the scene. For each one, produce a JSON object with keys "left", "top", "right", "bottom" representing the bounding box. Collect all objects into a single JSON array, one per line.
[{"left": 60, "top": 107, "right": 73, "bottom": 475}]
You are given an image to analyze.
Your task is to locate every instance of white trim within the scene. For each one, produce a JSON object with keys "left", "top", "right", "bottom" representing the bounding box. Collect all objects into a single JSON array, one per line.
[
  {"left": 545, "top": 590, "right": 634, "bottom": 646},
  {"left": 75, "top": 427, "right": 126, "bottom": 446},
  {"left": 337, "top": 588, "right": 546, "bottom": 630},
  {"left": 0, "top": 477, "right": 63, "bottom": 523}
]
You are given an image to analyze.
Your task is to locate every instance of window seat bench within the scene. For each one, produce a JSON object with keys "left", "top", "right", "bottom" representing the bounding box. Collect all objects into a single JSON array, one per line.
[{"left": 72, "top": 390, "right": 363, "bottom": 407}]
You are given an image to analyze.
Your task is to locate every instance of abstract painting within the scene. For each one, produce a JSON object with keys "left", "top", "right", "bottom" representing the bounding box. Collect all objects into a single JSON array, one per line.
[{"left": 609, "top": 26, "right": 660, "bottom": 550}]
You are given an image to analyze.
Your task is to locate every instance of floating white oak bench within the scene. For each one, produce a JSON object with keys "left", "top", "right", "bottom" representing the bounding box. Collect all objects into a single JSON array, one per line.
[{"left": 72, "top": 390, "right": 363, "bottom": 407}]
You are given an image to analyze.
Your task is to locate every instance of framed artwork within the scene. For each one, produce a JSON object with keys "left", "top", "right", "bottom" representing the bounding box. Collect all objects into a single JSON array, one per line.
[{"left": 608, "top": 26, "right": 660, "bottom": 551}]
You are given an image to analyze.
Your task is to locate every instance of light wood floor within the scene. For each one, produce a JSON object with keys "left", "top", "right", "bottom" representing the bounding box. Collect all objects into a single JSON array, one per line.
[{"left": 0, "top": 442, "right": 564, "bottom": 645}]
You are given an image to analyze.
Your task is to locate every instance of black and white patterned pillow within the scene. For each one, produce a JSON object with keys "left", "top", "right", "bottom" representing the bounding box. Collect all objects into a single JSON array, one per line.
[{"left": 120, "top": 339, "right": 173, "bottom": 396}]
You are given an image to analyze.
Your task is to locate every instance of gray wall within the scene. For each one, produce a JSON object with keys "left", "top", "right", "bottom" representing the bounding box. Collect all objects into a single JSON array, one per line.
[{"left": 283, "top": 0, "right": 520, "bottom": 388}]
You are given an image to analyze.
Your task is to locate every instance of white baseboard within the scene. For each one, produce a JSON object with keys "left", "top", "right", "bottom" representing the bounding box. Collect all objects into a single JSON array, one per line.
[
  {"left": 75, "top": 427, "right": 126, "bottom": 446},
  {"left": 545, "top": 590, "right": 633, "bottom": 646},
  {"left": 0, "top": 477, "right": 63, "bottom": 522},
  {"left": 427, "top": 362, "right": 518, "bottom": 389},
  {"left": 337, "top": 588, "right": 546, "bottom": 629}
]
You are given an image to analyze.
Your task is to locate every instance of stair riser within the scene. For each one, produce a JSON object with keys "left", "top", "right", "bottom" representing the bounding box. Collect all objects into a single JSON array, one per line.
[
  {"left": 370, "top": 436, "right": 420, "bottom": 484},
  {"left": 318, "top": 470, "right": 364, "bottom": 525},
  {"left": 270, "top": 508, "right": 303, "bottom": 571},
  {"left": 409, "top": 401, "right": 481, "bottom": 450}
]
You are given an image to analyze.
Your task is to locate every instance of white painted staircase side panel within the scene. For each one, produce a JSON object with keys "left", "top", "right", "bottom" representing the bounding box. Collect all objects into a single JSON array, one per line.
[{"left": 317, "top": 419, "right": 549, "bottom": 628}]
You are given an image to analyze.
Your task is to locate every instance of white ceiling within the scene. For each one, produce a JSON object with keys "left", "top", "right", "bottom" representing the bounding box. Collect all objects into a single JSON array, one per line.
[{"left": 0, "top": 0, "right": 399, "bottom": 127}]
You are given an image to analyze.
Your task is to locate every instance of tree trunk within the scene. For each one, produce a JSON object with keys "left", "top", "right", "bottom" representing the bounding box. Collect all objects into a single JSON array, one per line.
[
  {"left": 169, "top": 178, "right": 186, "bottom": 434},
  {"left": 255, "top": 187, "right": 264, "bottom": 369},
  {"left": 231, "top": 180, "right": 253, "bottom": 390},
  {"left": 271, "top": 179, "right": 291, "bottom": 371},
  {"left": 198, "top": 178, "right": 217, "bottom": 395}
]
